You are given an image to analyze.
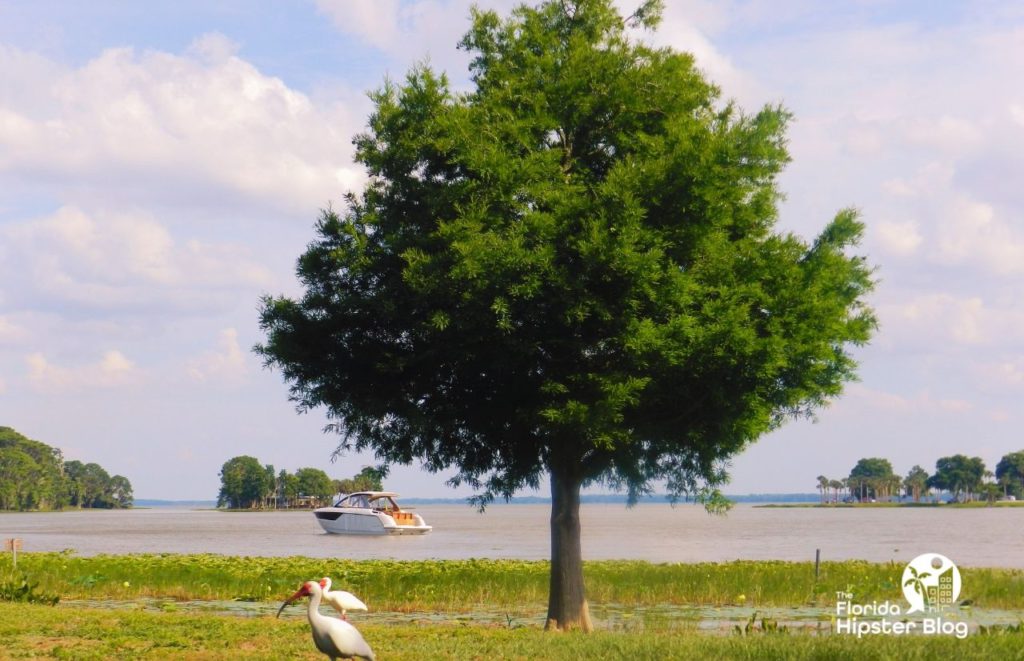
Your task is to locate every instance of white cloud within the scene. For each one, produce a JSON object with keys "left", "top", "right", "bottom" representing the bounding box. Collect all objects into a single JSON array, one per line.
[
  {"left": 876, "top": 293, "right": 1024, "bottom": 348},
  {"left": 933, "top": 196, "right": 1024, "bottom": 275},
  {"left": 3, "top": 206, "right": 273, "bottom": 311},
  {"left": 0, "top": 316, "right": 28, "bottom": 344},
  {"left": 314, "top": 0, "right": 755, "bottom": 105},
  {"left": 315, "top": 0, "right": 402, "bottom": 52},
  {"left": 875, "top": 161, "right": 1024, "bottom": 275},
  {"left": 649, "top": 5, "right": 766, "bottom": 106},
  {"left": 989, "top": 409, "right": 1012, "bottom": 423},
  {"left": 881, "top": 162, "right": 954, "bottom": 198},
  {"left": 187, "top": 328, "right": 249, "bottom": 383},
  {"left": 187, "top": 32, "right": 241, "bottom": 62},
  {"left": 875, "top": 220, "right": 922, "bottom": 256},
  {"left": 1010, "top": 103, "right": 1024, "bottom": 128},
  {"left": 0, "top": 38, "right": 364, "bottom": 214},
  {"left": 974, "top": 358, "right": 1024, "bottom": 389},
  {"left": 847, "top": 385, "right": 973, "bottom": 416},
  {"left": 903, "top": 115, "right": 984, "bottom": 153},
  {"left": 26, "top": 349, "right": 140, "bottom": 393},
  {"left": 315, "top": 0, "right": 510, "bottom": 79}
]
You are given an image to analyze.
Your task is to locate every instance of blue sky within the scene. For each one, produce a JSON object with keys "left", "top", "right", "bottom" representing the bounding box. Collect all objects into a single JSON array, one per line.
[{"left": 2, "top": 1, "right": 1023, "bottom": 500}]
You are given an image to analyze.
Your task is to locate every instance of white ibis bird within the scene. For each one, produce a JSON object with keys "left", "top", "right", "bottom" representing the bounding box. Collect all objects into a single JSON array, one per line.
[
  {"left": 319, "top": 577, "right": 368, "bottom": 620},
  {"left": 277, "top": 580, "right": 375, "bottom": 661}
]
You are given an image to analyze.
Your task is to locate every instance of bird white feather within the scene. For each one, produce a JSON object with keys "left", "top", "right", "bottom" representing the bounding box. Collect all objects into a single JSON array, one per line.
[{"left": 320, "top": 576, "right": 369, "bottom": 618}]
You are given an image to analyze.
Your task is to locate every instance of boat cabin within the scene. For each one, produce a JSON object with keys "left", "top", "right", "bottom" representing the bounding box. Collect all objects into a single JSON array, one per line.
[{"left": 335, "top": 491, "right": 401, "bottom": 512}]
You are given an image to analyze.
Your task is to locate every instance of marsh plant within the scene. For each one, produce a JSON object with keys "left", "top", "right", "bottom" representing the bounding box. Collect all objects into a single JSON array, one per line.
[
  {"left": 4, "top": 553, "right": 1022, "bottom": 613},
  {"left": 0, "top": 569, "right": 59, "bottom": 605}
]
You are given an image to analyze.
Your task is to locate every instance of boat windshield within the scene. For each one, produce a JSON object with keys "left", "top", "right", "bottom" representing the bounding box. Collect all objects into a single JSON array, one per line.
[
  {"left": 368, "top": 495, "right": 399, "bottom": 511},
  {"left": 334, "top": 494, "right": 370, "bottom": 508},
  {"left": 332, "top": 494, "right": 402, "bottom": 510}
]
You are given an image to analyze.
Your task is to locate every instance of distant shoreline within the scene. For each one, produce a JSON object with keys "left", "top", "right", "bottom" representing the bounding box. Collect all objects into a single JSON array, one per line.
[
  {"left": 756, "top": 501, "right": 1024, "bottom": 508},
  {"left": 133, "top": 493, "right": 821, "bottom": 508}
]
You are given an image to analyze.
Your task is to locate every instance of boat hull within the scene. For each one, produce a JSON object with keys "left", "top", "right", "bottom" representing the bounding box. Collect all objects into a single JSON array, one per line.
[{"left": 314, "top": 508, "right": 431, "bottom": 536}]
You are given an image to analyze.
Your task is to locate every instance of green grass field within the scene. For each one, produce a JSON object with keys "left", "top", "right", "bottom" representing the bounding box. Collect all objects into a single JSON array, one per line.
[
  {"left": 2, "top": 554, "right": 1023, "bottom": 659},
  {"left": 3, "top": 602, "right": 1024, "bottom": 660}
]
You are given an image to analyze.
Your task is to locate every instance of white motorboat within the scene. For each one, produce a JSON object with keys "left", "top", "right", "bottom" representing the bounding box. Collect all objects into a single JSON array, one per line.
[{"left": 313, "top": 491, "right": 431, "bottom": 536}]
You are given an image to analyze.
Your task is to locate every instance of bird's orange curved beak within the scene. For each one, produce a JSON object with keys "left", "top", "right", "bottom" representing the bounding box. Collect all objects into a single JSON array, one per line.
[{"left": 276, "top": 583, "right": 311, "bottom": 618}]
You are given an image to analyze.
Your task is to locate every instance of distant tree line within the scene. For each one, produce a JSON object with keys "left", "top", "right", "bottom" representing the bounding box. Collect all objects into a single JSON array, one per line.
[
  {"left": 216, "top": 455, "right": 383, "bottom": 509},
  {"left": 817, "top": 451, "right": 1024, "bottom": 504},
  {"left": 0, "top": 426, "right": 133, "bottom": 511}
]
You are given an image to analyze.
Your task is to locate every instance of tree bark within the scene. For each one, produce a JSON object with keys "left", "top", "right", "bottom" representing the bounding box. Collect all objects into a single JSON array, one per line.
[{"left": 545, "top": 467, "right": 593, "bottom": 632}]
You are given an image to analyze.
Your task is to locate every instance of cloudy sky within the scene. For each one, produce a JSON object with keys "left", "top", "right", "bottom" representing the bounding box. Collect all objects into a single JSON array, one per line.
[{"left": 2, "top": 0, "right": 1022, "bottom": 500}]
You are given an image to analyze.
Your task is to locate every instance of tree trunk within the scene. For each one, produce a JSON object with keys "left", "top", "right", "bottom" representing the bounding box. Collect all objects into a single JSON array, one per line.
[{"left": 545, "top": 468, "right": 593, "bottom": 632}]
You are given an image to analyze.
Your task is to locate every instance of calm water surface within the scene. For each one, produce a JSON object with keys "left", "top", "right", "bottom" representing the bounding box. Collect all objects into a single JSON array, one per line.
[{"left": 2, "top": 504, "right": 1022, "bottom": 567}]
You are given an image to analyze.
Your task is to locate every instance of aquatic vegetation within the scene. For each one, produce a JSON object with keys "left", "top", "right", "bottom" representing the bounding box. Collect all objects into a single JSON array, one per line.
[
  {"left": 0, "top": 569, "right": 59, "bottom": 605},
  {"left": 733, "top": 611, "right": 788, "bottom": 635},
  {"left": 978, "top": 621, "right": 1024, "bottom": 635},
  {"left": 1, "top": 553, "right": 1022, "bottom": 613}
]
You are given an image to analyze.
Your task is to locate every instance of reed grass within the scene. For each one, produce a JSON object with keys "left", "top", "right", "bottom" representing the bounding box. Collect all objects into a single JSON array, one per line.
[{"left": 3, "top": 553, "right": 1024, "bottom": 612}]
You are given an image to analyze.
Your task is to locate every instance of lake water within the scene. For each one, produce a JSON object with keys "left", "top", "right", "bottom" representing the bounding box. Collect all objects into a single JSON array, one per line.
[{"left": 2, "top": 503, "right": 1023, "bottom": 568}]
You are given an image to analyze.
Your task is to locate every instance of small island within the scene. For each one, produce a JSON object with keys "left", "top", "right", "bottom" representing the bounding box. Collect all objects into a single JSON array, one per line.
[
  {"left": 0, "top": 426, "right": 133, "bottom": 511},
  {"left": 780, "top": 453, "right": 1024, "bottom": 507},
  {"left": 216, "top": 455, "right": 383, "bottom": 510}
]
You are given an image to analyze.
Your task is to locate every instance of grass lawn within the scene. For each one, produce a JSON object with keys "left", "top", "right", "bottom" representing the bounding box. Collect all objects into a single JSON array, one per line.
[
  {"left": 2, "top": 555, "right": 1024, "bottom": 659},
  {"left": 2, "top": 602, "right": 1024, "bottom": 660}
]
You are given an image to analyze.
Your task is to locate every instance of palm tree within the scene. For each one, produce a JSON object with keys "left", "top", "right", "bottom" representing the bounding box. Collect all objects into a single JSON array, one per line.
[
  {"left": 904, "top": 565, "right": 932, "bottom": 610},
  {"left": 829, "top": 479, "right": 844, "bottom": 504},
  {"left": 890, "top": 474, "right": 902, "bottom": 502},
  {"left": 981, "top": 470, "right": 999, "bottom": 504},
  {"left": 904, "top": 465, "right": 929, "bottom": 503},
  {"left": 999, "top": 474, "right": 1012, "bottom": 499},
  {"left": 816, "top": 475, "right": 829, "bottom": 504}
]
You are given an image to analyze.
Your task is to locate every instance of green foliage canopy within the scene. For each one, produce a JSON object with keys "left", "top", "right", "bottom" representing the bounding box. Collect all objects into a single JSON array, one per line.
[
  {"left": 257, "top": 0, "right": 876, "bottom": 508},
  {"left": 995, "top": 451, "right": 1024, "bottom": 497},
  {"left": 335, "top": 466, "right": 385, "bottom": 495},
  {"left": 294, "top": 467, "right": 334, "bottom": 505},
  {"left": 928, "top": 454, "right": 986, "bottom": 500},
  {"left": 847, "top": 457, "right": 901, "bottom": 501},
  {"left": 903, "top": 464, "right": 930, "bottom": 500},
  {"left": 216, "top": 455, "right": 275, "bottom": 509},
  {"left": 848, "top": 457, "right": 894, "bottom": 483}
]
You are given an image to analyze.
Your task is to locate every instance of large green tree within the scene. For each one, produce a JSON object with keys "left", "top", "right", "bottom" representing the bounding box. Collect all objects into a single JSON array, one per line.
[
  {"left": 0, "top": 446, "right": 38, "bottom": 510},
  {"left": 0, "top": 426, "right": 66, "bottom": 510},
  {"left": 995, "top": 450, "right": 1024, "bottom": 498},
  {"left": 217, "top": 456, "right": 275, "bottom": 509},
  {"left": 108, "top": 475, "right": 134, "bottom": 509},
  {"left": 257, "top": 0, "right": 875, "bottom": 630},
  {"left": 65, "top": 461, "right": 114, "bottom": 508},
  {"left": 928, "top": 454, "right": 986, "bottom": 502},
  {"left": 848, "top": 457, "right": 897, "bottom": 501},
  {"left": 294, "top": 467, "right": 335, "bottom": 506},
  {"left": 277, "top": 469, "right": 300, "bottom": 507},
  {"left": 334, "top": 466, "right": 386, "bottom": 495}
]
